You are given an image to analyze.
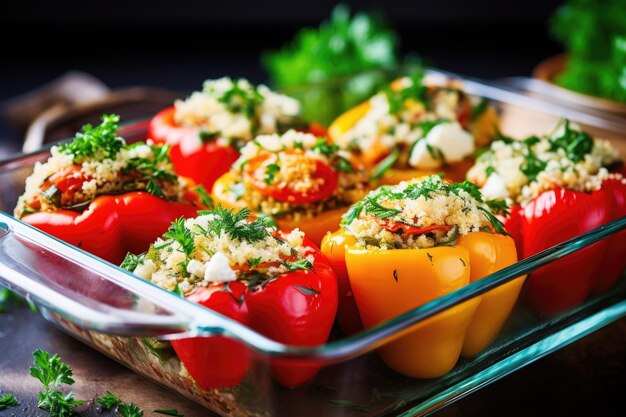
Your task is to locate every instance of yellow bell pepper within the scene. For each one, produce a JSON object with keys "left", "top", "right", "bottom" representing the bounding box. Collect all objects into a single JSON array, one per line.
[{"left": 321, "top": 229, "right": 524, "bottom": 378}]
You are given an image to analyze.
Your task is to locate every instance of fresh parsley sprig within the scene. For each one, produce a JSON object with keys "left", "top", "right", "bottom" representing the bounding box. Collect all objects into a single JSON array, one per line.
[
  {"left": 118, "top": 402, "right": 144, "bottom": 417},
  {"left": 96, "top": 391, "right": 122, "bottom": 410},
  {"left": 163, "top": 217, "right": 195, "bottom": 258},
  {"left": 0, "top": 393, "right": 19, "bottom": 410},
  {"left": 59, "top": 114, "right": 124, "bottom": 163},
  {"left": 200, "top": 206, "right": 271, "bottom": 243},
  {"left": 384, "top": 70, "right": 428, "bottom": 114},
  {"left": 29, "top": 349, "right": 85, "bottom": 417}
]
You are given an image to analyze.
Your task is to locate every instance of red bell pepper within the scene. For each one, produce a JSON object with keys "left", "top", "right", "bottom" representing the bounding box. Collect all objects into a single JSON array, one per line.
[
  {"left": 504, "top": 186, "right": 616, "bottom": 315},
  {"left": 245, "top": 243, "right": 337, "bottom": 387},
  {"left": 131, "top": 209, "right": 338, "bottom": 389},
  {"left": 171, "top": 281, "right": 251, "bottom": 389},
  {"left": 173, "top": 239, "right": 337, "bottom": 389},
  {"left": 593, "top": 176, "right": 626, "bottom": 293},
  {"left": 149, "top": 107, "right": 240, "bottom": 191},
  {"left": 22, "top": 191, "right": 201, "bottom": 265}
]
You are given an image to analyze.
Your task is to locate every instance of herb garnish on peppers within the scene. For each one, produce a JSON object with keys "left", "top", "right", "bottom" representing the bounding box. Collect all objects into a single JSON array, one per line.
[
  {"left": 342, "top": 175, "right": 508, "bottom": 248},
  {"left": 15, "top": 114, "right": 190, "bottom": 217}
]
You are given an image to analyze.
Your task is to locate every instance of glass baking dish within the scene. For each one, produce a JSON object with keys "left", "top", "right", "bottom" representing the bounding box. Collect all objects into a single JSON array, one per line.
[{"left": 0, "top": 71, "right": 625, "bottom": 417}]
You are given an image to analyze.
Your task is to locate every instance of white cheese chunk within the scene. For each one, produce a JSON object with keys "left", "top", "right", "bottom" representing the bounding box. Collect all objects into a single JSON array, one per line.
[
  {"left": 133, "top": 259, "right": 157, "bottom": 280},
  {"left": 408, "top": 122, "right": 475, "bottom": 169},
  {"left": 186, "top": 259, "right": 206, "bottom": 278},
  {"left": 481, "top": 173, "right": 509, "bottom": 200},
  {"left": 204, "top": 251, "right": 237, "bottom": 283}
]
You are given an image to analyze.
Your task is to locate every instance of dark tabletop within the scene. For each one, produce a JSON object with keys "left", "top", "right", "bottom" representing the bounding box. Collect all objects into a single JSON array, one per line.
[{"left": 1, "top": 302, "right": 626, "bottom": 417}]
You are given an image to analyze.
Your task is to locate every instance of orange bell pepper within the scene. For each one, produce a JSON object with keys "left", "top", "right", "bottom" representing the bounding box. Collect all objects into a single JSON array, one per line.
[{"left": 322, "top": 229, "right": 523, "bottom": 378}]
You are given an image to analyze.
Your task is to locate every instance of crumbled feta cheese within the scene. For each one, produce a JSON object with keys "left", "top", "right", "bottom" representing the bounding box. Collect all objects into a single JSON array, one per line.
[
  {"left": 186, "top": 259, "right": 205, "bottom": 278},
  {"left": 133, "top": 259, "right": 157, "bottom": 280},
  {"left": 481, "top": 173, "right": 508, "bottom": 200},
  {"left": 408, "top": 122, "right": 474, "bottom": 168},
  {"left": 204, "top": 251, "right": 236, "bottom": 283}
]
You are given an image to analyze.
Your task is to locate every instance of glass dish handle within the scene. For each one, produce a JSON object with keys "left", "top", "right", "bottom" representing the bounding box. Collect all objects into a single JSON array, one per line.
[{"left": 0, "top": 212, "right": 264, "bottom": 343}]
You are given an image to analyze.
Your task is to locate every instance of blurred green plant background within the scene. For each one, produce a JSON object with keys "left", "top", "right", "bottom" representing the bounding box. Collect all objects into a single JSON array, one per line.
[
  {"left": 263, "top": 4, "right": 421, "bottom": 125},
  {"left": 551, "top": 0, "right": 626, "bottom": 101}
]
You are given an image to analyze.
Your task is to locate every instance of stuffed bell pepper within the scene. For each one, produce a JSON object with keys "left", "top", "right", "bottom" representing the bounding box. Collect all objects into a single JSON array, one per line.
[
  {"left": 149, "top": 77, "right": 320, "bottom": 189},
  {"left": 328, "top": 72, "right": 499, "bottom": 185},
  {"left": 15, "top": 114, "right": 207, "bottom": 264},
  {"left": 124, "top": 207, "right": 338, "bottom": 388},
  {"left": 212, "top": 130, "right": 369, "bottom": 246},
  {"left": 467, "top": 119, "right": 626, "bottom": 316},
  {"left": 321, "top": 175, "right": 525, "bottom": 376}
]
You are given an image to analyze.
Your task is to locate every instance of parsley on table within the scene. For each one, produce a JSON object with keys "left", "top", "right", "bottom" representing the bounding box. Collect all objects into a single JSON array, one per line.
[
  {"left": 0, "top": 393, "right": 19, "bottom": 410},
  {"left": 118, "top": 402, "right": 143, "bottom": 417},
  {"left": 59, "top": 114, "right": 124, "bottom": 163},
  {"left": 29, "top": 349, "right": 85, "bottom": 417},
  {"left": 96, "top": 391, "right": 122, "bottom": 410}
]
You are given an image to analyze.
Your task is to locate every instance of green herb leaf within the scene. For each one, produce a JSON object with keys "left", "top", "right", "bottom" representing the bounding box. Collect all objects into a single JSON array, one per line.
[
  {"left": 37, "top": 390, "right": 85, "bottom": 417},
  {"left": 58, "top": 114, "right": 124, "bottom": 163},
  {"left": 199, "top": 131, "right": 218, "bottom": 143},
  {"left": 154, "top": 410, "right": 184, "bottom": 416},
  {"left": 293, "top": 285, "right": 320, "bottom": 296},
  {"left": 364, "top": 199, "right": 401, "bottom": 219},
  {"left": 264, "top": 163, "right": 280, "bottom": 185},
  {"left": 548, "top": 119, "right": 594, "bottom": 162},
  {"left": 485, "top": 199, "right": 510, "bottom": 216},
  {"left": 203, "top": 206, "right": 270, "bottom": 243},
  {"left": 121, "top": 253, "right": 144, "bottom": 272},
  {"left": 248, "top": 257, "right": 262, "bottom": 267},
  {"left": 520, "top": 152, "right": 547, "bottom": 181},
  {"left": 370, "top": 150, "right": 399, "bottom": 180},
  {"left": 30, "top": 349, "right": 75, "bottom": 389},
  {"left": 96, "top": 391, "right": 122, "bottom": 410},
  {"left": 194, "top": 185, "right": 214, "bottom": 208},
  {"left": 217, "top": 79, "right": 263, "bottom": 119},
  {"left": 334, "top": 156, "right": 354, "bottom": 173},
  {"left": 163, "top": 217, "right": 195, "bottom": 258},
  {"left": 470, "top": 98, "right": 489, "bottom": 121},
  {"left": 118, "top": 402, "right": 143, "bottom": 417},
  {"left": 385, "top": 70, "right": 428, "bottom": 113},
  {"left": 282, "top": 259, "right": 313, "bottom": 271},
  {"left": 0, "top": 393, "right": 19, "bottom": 410},
  {"left": 312, "top": 139, "right": 340, "bottom": 156},
  {"left": 173, "top": 284, "right": 184, "bottom": 297}
]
